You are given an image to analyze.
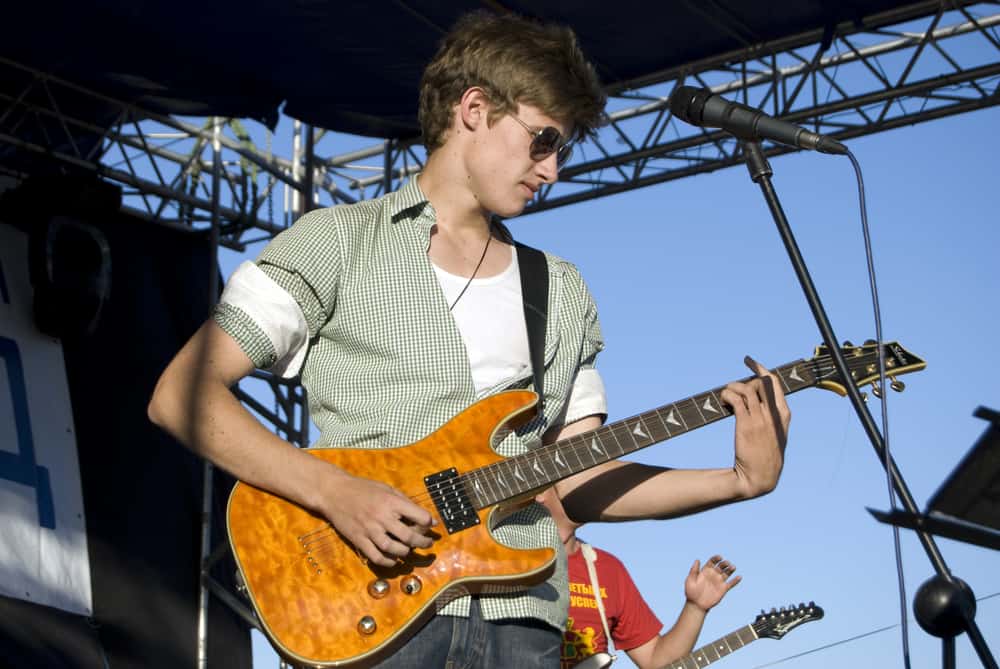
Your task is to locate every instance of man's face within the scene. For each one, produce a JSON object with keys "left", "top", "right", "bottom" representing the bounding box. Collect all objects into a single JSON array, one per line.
[{"left": 466, "top": 103, "right": 568, "bottom": 218}]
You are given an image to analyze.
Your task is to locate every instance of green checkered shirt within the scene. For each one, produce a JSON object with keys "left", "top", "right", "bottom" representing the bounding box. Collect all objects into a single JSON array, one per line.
[{"left": 215, "top": 176, "right": 604, "bottom": 629}]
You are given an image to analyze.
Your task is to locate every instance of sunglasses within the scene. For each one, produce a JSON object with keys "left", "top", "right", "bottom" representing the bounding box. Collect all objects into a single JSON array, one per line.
[{"left": 509, "top": 115, "right": 573, "bottom": 168}]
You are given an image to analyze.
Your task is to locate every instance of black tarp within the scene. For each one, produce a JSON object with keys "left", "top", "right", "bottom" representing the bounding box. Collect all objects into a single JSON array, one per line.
[
  {"left": 3, "top": 1, "right": 938, "bottom": 138},
  {"left": 0, "top": 178, "right": 251, "bottom": 669}
]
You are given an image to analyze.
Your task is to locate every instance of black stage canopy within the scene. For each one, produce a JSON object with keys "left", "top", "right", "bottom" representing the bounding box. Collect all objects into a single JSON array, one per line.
[{"left": 4, "top": 0, "right": 942, "bottom": 139}]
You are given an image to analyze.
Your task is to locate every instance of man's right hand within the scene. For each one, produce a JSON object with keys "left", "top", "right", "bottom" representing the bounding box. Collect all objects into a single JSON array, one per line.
[{"left": 316, "top": 467, "right": 437, "bottom": 568}]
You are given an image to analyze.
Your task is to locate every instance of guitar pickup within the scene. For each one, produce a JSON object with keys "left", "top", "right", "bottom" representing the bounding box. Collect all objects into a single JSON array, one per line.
[{"left": 425, "top": 468, "right": 480, "bottom": 534}]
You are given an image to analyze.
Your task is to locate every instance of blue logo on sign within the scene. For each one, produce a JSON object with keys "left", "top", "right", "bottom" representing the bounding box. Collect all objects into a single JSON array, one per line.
[{"left": 0, "top": 336, "right": 56, "bottom": 529}]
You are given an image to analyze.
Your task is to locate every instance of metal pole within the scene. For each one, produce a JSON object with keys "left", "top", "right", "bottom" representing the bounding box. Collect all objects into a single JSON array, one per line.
[
  {"left": 291, "top": 119, "right": 302, "bottom": 218},
  {"left": 303, "top": 124, "right": 315, "bottom": 214},
  {"left": 196, "top": 116, "right": 223, "bottom": 669}
]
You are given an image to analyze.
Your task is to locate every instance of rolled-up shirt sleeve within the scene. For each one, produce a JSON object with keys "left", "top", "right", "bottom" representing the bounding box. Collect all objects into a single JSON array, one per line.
[
  {"left": 213, "top": 261, "right": 309, "bottom": 378},
  {"left": 561, "top": 367, "right": 607, "bottom": 425}
]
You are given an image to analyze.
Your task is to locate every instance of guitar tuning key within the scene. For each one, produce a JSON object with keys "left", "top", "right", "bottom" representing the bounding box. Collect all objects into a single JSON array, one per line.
[
  {"left": 871, "top": 381, "right": 882, "bottom": 398},
  {"left": 890, "top": 378, "right": 905, "bottom": 392},
  {"left": 864, "top": 339, "right": 877, "bottom": 346},
  {"left": 842, "top": 340, "right": 854, "bottom": 348}
]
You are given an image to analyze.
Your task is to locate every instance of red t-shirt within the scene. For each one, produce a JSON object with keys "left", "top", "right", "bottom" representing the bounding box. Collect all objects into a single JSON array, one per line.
[{"left": 561, "top": 544, "right": 663, "bottom": 668}]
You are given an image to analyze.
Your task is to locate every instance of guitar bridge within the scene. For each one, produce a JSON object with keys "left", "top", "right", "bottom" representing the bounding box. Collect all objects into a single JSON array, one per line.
[{"left": 425, "top": 468, "right": 479, "bottom": 534}]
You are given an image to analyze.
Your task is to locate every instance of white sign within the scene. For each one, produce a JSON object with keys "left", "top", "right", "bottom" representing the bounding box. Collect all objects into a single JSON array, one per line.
[{"left": 0, "top": 224, "right": 92, "bottom": 615}]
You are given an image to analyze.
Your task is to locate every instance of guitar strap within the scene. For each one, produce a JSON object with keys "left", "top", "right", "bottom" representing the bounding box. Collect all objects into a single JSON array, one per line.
[
  {"left": 515, "top": 243, "right": 548, "bottom": 410},
  {"left": 581, "top": 543, "right": 618, "bottom": 664}
]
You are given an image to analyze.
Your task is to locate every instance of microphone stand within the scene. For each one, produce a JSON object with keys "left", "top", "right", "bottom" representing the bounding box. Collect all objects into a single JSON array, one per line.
[{"left": 739, "top": 139, "right": 996, "bottom": 669}]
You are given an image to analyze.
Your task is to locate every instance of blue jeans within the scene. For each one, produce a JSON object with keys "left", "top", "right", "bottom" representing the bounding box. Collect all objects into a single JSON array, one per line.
[{"left": 372, "top": 597, "right": 561, "bottom": 669}]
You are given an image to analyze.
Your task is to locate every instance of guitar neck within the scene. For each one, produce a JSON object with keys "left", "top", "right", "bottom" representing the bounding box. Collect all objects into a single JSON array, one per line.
[
  {"left": 464, "top": 357, "right": 821, "bottom": 509},
  {"left": 664, "top": 624, "right": 758, "bottom": 669}
]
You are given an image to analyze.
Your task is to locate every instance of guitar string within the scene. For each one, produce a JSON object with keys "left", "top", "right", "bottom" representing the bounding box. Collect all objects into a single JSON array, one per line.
[
  {"left": 308, "top": 355, "right": 878, "bottom": 528},
  {"left": 296, "top": 354, "right": 884, "bottom": 548},
  {"left": 414, "top": 355, "right": 881, "bottom": 517},
  {"left": 401, "top": 353, "right": 873, "bottom": 510}
]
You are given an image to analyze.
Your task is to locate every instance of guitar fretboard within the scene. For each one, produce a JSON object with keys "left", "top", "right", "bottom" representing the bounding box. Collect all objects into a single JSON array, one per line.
[
  {"left": 461, "top": 357, "right": 827, "bottom": 509},
  {"left": 666, "top": 624, "right": 757, "bottom": 668}
]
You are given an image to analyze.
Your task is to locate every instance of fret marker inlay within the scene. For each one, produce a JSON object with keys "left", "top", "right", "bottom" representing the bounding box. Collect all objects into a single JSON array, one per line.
[
  {"left": 632, "top": 421, "right": 649, "bottom": 439},
  {"left": 554, "top": 452, "right": 567, "bottom": 469},
  {"left": 590, "top": 437, "right": 605, "bottom": 456},
  {"left": 702, "top": 397, "right": 718, "bottom": 413},
  {"left": 790, "top": 366, "right": 803, "bottom": 382},
  {"left": 513, "top": 465, "right": 525, "bottom": 482},
  {"left": 532, "top": 459, "right": 544, "bottom": 477},
  {"left": 666, "top": 409, "right": 681, "bottom": 427}
]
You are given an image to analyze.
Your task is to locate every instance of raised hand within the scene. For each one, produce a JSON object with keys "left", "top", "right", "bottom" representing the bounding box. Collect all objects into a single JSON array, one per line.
[
  {"left": 685, "top": 554, "right": 741, "bottom": 612},
  {"left": 721, "top": 355, "right": 792, "bottom": 499}
]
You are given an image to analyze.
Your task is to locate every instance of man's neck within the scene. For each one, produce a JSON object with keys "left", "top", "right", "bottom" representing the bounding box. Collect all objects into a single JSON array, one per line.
[{"left": 418, "top": 150, "right": 492, "bottom": 236}]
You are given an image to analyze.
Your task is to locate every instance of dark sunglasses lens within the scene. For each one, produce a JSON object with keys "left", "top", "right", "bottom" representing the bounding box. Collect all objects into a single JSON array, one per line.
[{"left": 530, "top": 127, "right": 562, "bottom": 161}]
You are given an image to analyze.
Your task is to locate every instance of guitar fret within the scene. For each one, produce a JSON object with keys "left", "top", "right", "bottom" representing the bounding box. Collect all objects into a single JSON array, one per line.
[
  {"left": 776, "top": 366, "right": 792, "bottom": 393},
  {"left": 583, "top": 436, "right": 602, "bottom": 469},
  {"left": 567, "top": 436, "right": 588, "bottom": 472},
  {"left": 678, "top": 397, "right": 703, "bottom": 430},
  {"left": 473, "top": 469, "right": 495, "bottom": 506},
  {"left": 704, "top": 642, "right": 720, "bottom": 661},
  {"left": 506, "top": 459, "right": 529, "bottom": 494},
  {"left": 689, "top": 395, "right": 708, "bottom": 424},
  {"left": 699, "top": 391, "right": 724, "bottom": 421},
  {"left": 605, "top": 423, "right": 628, "bottom": 456}
]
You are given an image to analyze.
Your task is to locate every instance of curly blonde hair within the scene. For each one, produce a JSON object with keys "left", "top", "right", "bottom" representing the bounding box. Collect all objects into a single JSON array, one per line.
[{"left": 418, "top": 11, "right": 606, "bottom": 154}]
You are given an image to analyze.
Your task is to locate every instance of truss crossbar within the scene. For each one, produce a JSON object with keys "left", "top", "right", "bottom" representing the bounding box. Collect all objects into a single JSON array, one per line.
[{"left": 320, "top": 1, "right": 1000, "bottom": 214}]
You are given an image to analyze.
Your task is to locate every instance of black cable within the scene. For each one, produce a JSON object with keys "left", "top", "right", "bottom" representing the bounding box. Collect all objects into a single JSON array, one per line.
[{"left": 845, "top": 147, "right": 912, "bottom": 669}]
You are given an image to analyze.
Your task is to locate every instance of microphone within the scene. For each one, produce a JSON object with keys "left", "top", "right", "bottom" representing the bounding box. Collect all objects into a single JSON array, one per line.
[{"left": 669, "top": 85, "right": 848, "bottom": 155}]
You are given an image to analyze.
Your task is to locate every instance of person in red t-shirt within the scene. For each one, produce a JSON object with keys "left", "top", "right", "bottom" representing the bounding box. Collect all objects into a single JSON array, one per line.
[{"left": 536, "top": 489, "right": 741, "bottom": 669}]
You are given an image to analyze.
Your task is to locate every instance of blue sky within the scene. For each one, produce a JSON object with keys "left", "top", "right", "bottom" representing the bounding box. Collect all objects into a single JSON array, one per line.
[{"left": 244, "top": 103, "right": 999, "bottom": 667}]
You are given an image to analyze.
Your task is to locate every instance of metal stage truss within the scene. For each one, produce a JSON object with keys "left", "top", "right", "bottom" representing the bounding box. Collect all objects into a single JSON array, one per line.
[
  {"left": 0, "top": 1, "right": 998, "bottom": 253},
  {"left": 2, "top": 0, "right": 999, "bottom": 665}
]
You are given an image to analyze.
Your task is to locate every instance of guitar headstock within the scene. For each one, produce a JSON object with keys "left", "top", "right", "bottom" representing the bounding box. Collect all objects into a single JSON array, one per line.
[
  {"left": 811, "top": 340, "right": 926, "bottom": 397},
  {"left": 753, "top": 601, "right": 824, "bottom": 639}
]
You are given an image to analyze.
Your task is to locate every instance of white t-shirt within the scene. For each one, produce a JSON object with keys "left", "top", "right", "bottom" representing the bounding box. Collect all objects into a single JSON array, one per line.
[
  {"left": 431, "top": 246, "right": 606, "bottom": 425},
  {"left": 432, "top": 246, "right": 532, "bottom": 395}
]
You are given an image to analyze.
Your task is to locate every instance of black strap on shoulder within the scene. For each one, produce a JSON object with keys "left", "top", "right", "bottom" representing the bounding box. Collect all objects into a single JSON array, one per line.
[{"left": 516, "top": 243, "right": 549, "bottom": 408}]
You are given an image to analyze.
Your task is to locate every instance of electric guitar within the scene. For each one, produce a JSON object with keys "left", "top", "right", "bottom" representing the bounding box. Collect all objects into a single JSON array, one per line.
[
  {"left": 227, "top": 341, "right": 922, "bottom": 667},
  {"left": 574, "top": 601, "right": 824, "bottom": 669}
]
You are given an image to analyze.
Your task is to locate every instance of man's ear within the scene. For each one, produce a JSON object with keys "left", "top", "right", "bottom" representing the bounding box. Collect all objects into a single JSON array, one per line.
[{"left": 458, "top": 87, "right": 492, "bottom": 131}]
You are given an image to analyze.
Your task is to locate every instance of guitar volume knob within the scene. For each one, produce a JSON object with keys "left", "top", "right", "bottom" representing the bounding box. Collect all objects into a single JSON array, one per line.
[
  {"left": 368, "top": 579, "right": 390, "bottom": 599},
  {"left": 357, "top": 616, "right": 377, "bottom": 635},
  {"left": 401, "top": 576, "right": 422, "bottom": 595}
]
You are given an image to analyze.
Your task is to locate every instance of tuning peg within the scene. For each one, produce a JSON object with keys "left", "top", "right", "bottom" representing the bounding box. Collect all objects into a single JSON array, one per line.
[
  {"left": 842, "top": 340, "right": 854, "bottom": 348},
  {"left": 890, "top": 378, "right": 905, "bottom": 392},
  {"left": 860, "top": 391, "right": 868, "bottom": 402},
  {"left": 864, "top": 339, "right": 877, "bottom": 346},
  {"left": 871, "top": 381, "right": 882, "bottom": 398}
]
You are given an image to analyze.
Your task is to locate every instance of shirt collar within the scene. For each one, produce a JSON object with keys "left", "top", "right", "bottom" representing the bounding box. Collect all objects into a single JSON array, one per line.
[{"left": 388, "top": 174, "right": 435, "bottom": 226}]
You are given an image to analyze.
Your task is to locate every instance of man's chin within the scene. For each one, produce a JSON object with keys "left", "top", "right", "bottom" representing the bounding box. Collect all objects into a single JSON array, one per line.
[{"left": 492, "top": 200, "right": 528, "bottom": 219}]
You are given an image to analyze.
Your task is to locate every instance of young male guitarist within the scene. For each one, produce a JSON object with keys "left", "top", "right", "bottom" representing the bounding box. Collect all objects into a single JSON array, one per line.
[
  {"left": 148, "top": 10, "right": 791, "bottom": 668},
  {"left": 536, "top": 489, "right": 740, "bottom": 669}
]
